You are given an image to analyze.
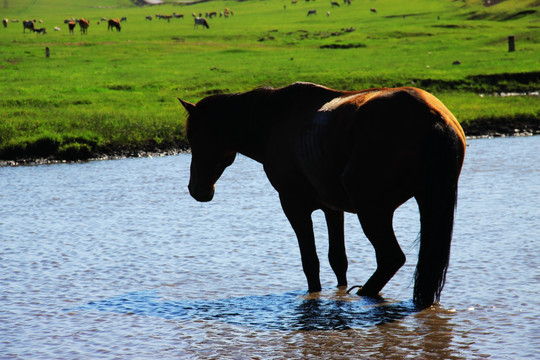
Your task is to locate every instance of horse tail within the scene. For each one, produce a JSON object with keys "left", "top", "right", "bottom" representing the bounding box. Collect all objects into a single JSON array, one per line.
[{"left": 414, "top": 120, "right": 464, "bottom": 307}]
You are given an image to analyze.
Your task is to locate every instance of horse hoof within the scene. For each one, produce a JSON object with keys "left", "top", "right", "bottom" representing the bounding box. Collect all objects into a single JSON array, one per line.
[{"left": 346, "top": 285, "right": 363, "bottom": 294}]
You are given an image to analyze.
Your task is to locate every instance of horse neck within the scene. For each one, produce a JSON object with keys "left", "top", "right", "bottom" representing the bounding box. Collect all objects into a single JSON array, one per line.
[
  {"left": 214, "top": 84, "right": 344, "bottom": 163},
  {"left": 222, "top": 93, "right": 276, "bottom": 163}
]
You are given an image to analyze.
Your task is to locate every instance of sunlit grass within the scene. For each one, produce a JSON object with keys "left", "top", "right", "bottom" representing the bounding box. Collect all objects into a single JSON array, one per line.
[{"left": 0, "top": 0, "right": 538, "bottom": 160}]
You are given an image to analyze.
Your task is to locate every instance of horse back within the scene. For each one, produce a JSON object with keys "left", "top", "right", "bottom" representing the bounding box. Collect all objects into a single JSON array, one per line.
[
  {"left": 286, "top": 87, "right": 465, "bottom": 211},
  {"left": 332, "top": 87, "right": 465, "bottom": 148}
]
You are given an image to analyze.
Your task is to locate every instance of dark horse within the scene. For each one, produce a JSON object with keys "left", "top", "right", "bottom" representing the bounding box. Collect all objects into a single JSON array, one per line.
[
  {"left": 179, "top": 82, "right": 466, "bottom": 307},
  {"left": 108, "top": 18, "right": 121, "bottom": 32}
]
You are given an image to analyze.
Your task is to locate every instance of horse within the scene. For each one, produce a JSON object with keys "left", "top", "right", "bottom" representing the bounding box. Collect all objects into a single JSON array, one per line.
[
  {"left": 194, "top": 17, "right": 209, "bottom": 29},
  {"left": 307, "top": 9, "right": 317, "bottom": 16},
  {"left": 108, "top": 18, "right": 121, "bottom": 31},
  {"left": 79, "top": 18, "right": 89, "bottom": 34},
  {"left": 22, "top": 20, "right": 35, "bottom": 33},
  {"left": 68, "top": 21, "right": 76, "bottom": 34},
  {"left": 2, "top": 18, "right": 8, "bottom": 28},
  {"left": 179, "top": 82, "right": 466, "bottom": 307}
]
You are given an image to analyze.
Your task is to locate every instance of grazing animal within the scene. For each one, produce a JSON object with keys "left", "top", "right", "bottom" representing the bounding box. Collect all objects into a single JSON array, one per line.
[
  {"left": 33, "top": 27, "right": 47, "bottom": 34},
  {"left": 194, "top": 17, "right": 209, "bottom": 29},
  {"left": 3, "top": 18, "right": 8, "bottom": 28},
  {"left": 331, "top": 1, "right": 340, "bottom": 7},
  {"left": 22, "top": 20, "right": 35, "bottom": 33},
  {"left": 108, "top": 18, "right": 121, "bottom": 31},
  {"left": 54, "top": 26, "right": 61, "bottom": 31},
  {"left": 179, "top": 82, "right": 466, "bottom": 307},
  {"left": 120, "top": 17, "right": 127, "bottom": 22},
  {"left": 370, "top": 8, "right": 378, "bottom": 13},
  {"left": 307, "top": 9, "right": 317, "bottom": 16},
  {"left": 173, "top": 13, "right": 184, "bottom": 19},
  {"left": 146, "top": 15, "right": 152, "bottom": 20},
  {"left": 68, "top": 21, "right": 76, "bottom": 34},
  {"left": 79, "top": 18, "right": 89, "bottom": 34}
]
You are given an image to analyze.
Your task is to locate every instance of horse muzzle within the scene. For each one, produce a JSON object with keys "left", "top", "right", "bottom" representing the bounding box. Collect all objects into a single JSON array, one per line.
[{"left": 188, "top": 183, "right": 215, "bottom": 202}]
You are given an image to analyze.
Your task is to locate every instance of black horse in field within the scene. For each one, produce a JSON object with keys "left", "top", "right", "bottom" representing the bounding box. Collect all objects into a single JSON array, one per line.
[{"left": 23, "top": 20, "right": 35, "bottom": 33}]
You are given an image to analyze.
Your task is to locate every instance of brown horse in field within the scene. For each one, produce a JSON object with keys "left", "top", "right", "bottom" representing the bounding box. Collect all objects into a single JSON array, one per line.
[
  {"left": 68, "top": 21, "right": 76, "bottom": 34},
  {"left": 179, "top": 82, "right": 466, "bottom": 307},
  {"left": 108, "top": 19, "right": 121, "bottom": 31},
  {"left": 79, "top": 18, "right": 89, "bottom": 34}
]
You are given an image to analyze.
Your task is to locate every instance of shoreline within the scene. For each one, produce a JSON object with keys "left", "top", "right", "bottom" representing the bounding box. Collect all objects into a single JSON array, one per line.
[{"left": 2, "top": 120, "right": 538, "bottom": 167}]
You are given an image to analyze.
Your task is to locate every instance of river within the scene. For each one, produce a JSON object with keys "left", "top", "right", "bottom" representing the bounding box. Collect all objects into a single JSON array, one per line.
[{"left": 1, "top": 136, "right": 539, "bottom": 359}]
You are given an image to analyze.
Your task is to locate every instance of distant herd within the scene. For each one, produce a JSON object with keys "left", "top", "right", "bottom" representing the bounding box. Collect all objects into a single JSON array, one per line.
[
  {"left": 3, "top": 16, "right": 128, "bottom": 35},
  {"left": 2, "top": 1, "right": 379, "bottom": 35},
  {"left": 1, "top": 8, "right": 233, "bottom": 34}
]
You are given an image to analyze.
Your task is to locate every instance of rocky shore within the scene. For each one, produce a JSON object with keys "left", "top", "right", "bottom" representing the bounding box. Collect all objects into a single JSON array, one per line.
[{"left": 460, "top": 116, "right": 540, "bottom": 138}]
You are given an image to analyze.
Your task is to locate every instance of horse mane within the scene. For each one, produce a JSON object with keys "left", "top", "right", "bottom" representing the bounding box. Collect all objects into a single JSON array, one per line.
[{"left": 184, "top": 82, "right": 344, "bottom": 139}]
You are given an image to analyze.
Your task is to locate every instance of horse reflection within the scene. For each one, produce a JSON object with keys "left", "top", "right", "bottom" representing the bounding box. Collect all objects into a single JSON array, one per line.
[
  {"left": 78, "top": 289, "right": 420, "bottom": 331},
  {"left": 293, "top": 296, "right": 419, "bottom": 331}
]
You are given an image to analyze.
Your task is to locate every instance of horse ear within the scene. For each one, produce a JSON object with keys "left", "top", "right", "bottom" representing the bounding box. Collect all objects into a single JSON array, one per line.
[{"left": 178, "top": 98, "right": 196, "bottom": 114}]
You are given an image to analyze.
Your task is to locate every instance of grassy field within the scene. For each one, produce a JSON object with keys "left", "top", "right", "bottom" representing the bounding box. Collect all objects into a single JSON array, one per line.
[{"left": 1, "top": 0, "right": 539, "bottom": 162}]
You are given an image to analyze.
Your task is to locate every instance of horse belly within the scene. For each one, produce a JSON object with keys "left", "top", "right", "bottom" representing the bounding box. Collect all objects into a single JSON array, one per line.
[
  {"left": 296, "top": 116, "right": 356, "bottom": 211},
  {"left": 308, "top": 167, "right": 355, "bottom": 212},
  {"left": 340, "top": 125, "right": 426, "bottom": 211}
]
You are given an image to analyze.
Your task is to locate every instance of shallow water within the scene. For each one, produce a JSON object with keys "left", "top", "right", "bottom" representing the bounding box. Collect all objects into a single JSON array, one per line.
[{"left": 1, "top": 136, "right": 539, "bottom": 359}]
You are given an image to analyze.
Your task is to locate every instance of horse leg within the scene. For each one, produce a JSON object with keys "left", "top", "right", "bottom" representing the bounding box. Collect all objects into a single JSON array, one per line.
[
  {"left": 280, "top": 195, "right": 321, "bottom": 293},
  {"left": 323, "top": 209, "right": 347, "bottom": 287},
  {"left": 356, "top": 209, "right": 405, "bottom": 297}
]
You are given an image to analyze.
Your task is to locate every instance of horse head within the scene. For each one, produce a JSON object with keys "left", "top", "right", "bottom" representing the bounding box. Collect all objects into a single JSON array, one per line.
[{"left": 179, "top": 97, "right": 236, "bottom": 202}]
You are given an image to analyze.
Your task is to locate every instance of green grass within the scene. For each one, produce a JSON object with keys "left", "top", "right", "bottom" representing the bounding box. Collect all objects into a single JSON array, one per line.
[{"left": 1, "top": 0, "right": 539, "bottom": 161}]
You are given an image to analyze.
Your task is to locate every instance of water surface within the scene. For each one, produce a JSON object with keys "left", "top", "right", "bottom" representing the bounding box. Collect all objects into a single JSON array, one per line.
[{"left": 1, "top": 136, "right": 539, "bottom": 359}]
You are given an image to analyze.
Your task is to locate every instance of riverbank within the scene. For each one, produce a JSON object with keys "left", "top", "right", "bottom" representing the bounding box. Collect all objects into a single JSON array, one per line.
[
  {"left": 2, "top": 119, "right": 538, "bottom": 167},
  {"left": 461, "top": 116, "right": 540, "bottom": 138}
]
